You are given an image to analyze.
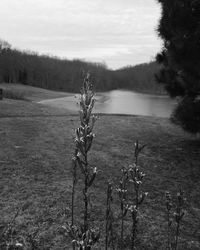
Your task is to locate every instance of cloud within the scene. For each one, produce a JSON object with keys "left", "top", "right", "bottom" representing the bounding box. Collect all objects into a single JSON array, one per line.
[{"left": 0, "top": 0, "right": 162, "bottom": 69}]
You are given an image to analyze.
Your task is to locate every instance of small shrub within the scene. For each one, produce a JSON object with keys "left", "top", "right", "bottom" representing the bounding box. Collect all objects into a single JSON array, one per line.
[
  {"left": 2, "top": 88, "right": 26, "bottom": 100},
  {"left": 104, "top": 141, "right": 147, "bottom": 249},
  {"left": 165, "top": 190, "right": 185, "bottom": 250}
]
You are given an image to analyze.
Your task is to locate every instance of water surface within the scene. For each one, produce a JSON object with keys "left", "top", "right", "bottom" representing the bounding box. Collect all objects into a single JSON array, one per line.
[{"left": 39, "top": 90, "right": 177, "bottom": 118}]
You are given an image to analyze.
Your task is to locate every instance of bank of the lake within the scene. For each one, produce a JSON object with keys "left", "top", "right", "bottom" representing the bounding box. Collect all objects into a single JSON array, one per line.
[{"left": 0, "top": 94, "right": 200, "bottom": 249}]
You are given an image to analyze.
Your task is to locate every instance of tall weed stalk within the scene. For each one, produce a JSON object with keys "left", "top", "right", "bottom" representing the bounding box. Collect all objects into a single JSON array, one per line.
[
  {"left": 165, "top": 190, "right": 185, "bottom": 250},
  {"left": 116, "top": 167, "right": 129, "bottom": 248},
  {"left": 69, "top": 73, "right": 99, "bottom": 249},
  {"left": 128, "top": 141, "right": 147, "bottom": 250},
  {"left": 174, "top": 190, "right": 185, "bottom": 250},
  {"left": 165, "top": 191, "right": 173, "bottom": 250},
  {"left": 105, "top": 182, "right": 115, "bottom": 250},
  {"left": 71, "top": 149, "right": 78, "bottom": 227},
  {"left": 114, "top": 141, "right": 146, "bottom": 249}
]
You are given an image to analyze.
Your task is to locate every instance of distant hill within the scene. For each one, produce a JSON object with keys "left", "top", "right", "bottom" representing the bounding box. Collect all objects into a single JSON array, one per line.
[
  {"left": 114, "top": 62, "right": 165, "bottom": 94},
  {"left": 0, "top": 39, "right": 165, "bottom": 94}
]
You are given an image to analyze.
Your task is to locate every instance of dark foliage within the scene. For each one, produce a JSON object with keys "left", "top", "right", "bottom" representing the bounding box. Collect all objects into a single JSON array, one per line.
[
  {"left": 171, "top": 97, "right": 200, "bottom": 134},
  {"left": 156, "top": 0, "right": 200, "bottom": 133}
]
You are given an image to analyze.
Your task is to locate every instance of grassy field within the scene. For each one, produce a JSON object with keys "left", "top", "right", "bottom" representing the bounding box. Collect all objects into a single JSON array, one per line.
[
  {"left": 0, "top": 83, "right": 71, "bottom": 101},
  {"left": 0, "top": 85, "right": 200, "bottom": 249}
]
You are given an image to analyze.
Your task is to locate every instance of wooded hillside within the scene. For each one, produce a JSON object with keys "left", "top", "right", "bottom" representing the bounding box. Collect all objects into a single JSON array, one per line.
[{"left": 0, "top": 39, "right": 164, "bottom": 94}]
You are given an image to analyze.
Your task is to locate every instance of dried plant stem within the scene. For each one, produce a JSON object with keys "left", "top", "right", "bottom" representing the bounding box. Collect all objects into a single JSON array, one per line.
[
  {"left": 165, "top": 191, "right": 172, "bottom": 250},
  {"left": 71, "top": 152, "right": 78, "bottom": 250},
  {"left": 131, "top": 209, "right": 137, "bottom": 250},
  {"left": 71, "top": 183, "right": 75, "bottom": 226},
  {"left": 120, "top": 206, "right": 124, "bottom": 249},
  {"left": 131, "top": 181, "right": 138, "bottom": 250},
  {"left": 71, "top": 181, "right": 76, "bottom": 250},
  {"left": 167, "top": 212, "right": 171, "bottom": 250},
  {"left": 83, "top": 158, "right": 89, "bottom": 231},
  {"left": 73, "top": 74, "right": 98, "bottom": 234},
  {"left": 117, "top": 167, "right": 129, "bottom": 249},
  {"left": 71, "top": 155, "right": 77, "bottom": 226},
  {"left": 68, "top": 74, "right": 99, "bottom": 249},
  {"left": 174, "top": 190, "right": 184, "bottom": 250},
  {"left": 105, "top": 182, "right": 113, "bottom": 250},
  {"left": 175, "top": 223, "right": 180, "bottom": 250},
  {"left": 129, "top": 141, "right": 146, "bottom": 250}
]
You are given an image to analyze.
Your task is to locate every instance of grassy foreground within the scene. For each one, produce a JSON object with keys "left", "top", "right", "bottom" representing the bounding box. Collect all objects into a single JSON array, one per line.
[{"left": 0, "top": 86, "right": 200, "bottom": 249}]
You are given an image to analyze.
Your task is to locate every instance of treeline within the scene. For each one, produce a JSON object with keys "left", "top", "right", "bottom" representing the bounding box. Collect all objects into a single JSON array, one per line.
[
  {"left": 114, "top": 62, "right": 165, "bottom": 94},
  {"left": 0, "top": 39, "right": 164, "bottom": 94}
]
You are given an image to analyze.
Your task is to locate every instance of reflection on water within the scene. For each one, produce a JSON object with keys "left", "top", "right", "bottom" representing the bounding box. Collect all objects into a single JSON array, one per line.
[
  {"left": 94, "top": 90, "right": 177, "bottom": 118},
  {"left": 39, "top": 90, "right": 177, "bottom": 118}
]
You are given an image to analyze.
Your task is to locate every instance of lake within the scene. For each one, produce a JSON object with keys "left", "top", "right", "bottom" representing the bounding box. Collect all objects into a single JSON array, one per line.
[{"left": 39, "top": 90, "right": 177, "bottom": 118}]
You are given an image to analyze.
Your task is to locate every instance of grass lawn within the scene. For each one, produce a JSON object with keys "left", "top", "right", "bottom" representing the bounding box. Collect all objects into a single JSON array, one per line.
[
  {"left": 0, "top": 83, "right": 71, "bottom": 102},
  {"left": 0, "top": 86, "right": 200, "bottom": 249}
]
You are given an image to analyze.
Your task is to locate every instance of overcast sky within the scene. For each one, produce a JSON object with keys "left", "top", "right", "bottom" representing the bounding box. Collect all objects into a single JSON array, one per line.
[{"left": 0, "top": 0, "right": 162, "bottom": 69}]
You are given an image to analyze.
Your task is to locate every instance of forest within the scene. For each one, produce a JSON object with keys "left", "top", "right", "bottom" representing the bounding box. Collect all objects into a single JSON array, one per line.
[{"left": 0, "top": 40, "right": 164, "bottom": 94}]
